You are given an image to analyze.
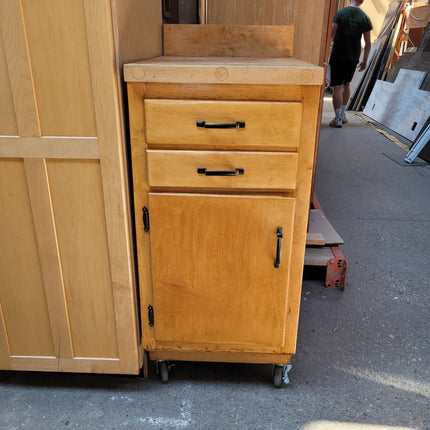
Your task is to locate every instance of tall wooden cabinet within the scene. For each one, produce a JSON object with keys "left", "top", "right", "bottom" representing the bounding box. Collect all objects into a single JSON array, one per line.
[
  {"left": 125, "top": 25, "right": 323, "bottom": 383},
  {"left": 0, "top": 0, "right": 162, "bottom": 374}
]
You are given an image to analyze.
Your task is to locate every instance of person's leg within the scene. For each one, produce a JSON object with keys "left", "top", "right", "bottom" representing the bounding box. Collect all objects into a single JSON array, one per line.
[
  {"left": 329, "top": 58, "right": 344, "bottom": 127},
  {"left": 330, "top": 85, "right": 343, "bottom": 127},
  {"left": 332, "top": 85, "right": 343, "bottom": 110},
  {"left": 341, "top": 82, "right": 350, "bottom": 123}
]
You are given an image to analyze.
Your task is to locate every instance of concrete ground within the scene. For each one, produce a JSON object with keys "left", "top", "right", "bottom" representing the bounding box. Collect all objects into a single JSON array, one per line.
[{"left": 0, "top": 100, "right": 429, "bottom": 430}]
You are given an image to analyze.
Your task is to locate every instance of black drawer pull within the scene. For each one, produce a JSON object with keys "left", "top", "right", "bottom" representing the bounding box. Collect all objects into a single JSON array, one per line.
[
  {"left": 197, "top": 168, "right": 244, "bottom": 176},
  {"left": 274, "top": 227, "right": 283, "bottom": 268},
  {"left": 196, "top": 120, "right": 245, "bottom": 129}
]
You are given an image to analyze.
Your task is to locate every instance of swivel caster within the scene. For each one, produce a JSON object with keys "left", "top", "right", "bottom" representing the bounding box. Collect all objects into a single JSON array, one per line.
[
  {"left": 157, "top": 360, "right": 170, "bottom": 383},
  {"left": 272, "top": 364, "right": 292, "bottom": 388}
]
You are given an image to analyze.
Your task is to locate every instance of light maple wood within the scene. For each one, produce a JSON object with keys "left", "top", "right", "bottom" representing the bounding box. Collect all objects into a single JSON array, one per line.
[
  {"left": 126, "top": 45, "right": 323, "bottom": 365},
  {"left": 0, "top": 136, "right": 99, "bottom": 159},
  {"left": 283, "top": 85, "right": 321, "bottom": 352},
  {"left": 145, "top": 99, "right": 302, "bottom": 150},
  {"left": 147, "top": 150, "right": 298, "bottom": 190},
  {"left": 83, "top": 0, "right": 141, "bottom": 371},
  {"left": 0, "top": 160, "right": 54, "bottom": 357},
  {"left": 0, "top": 0, "right": 40, "bottom": 136},
  {"left": 0, "top": 0, "right": 162, "bottom": 374},
  {"left": 150, "top": 350, "right": 291, "bottom": 365},
  {"left": 47, "top": 160, "right": 119, "bottom": 359},
  {"left": 124, "top": 56, "right": 324, "bottom": 85},
  {"left": 164, "top": 24, "right": 294, "bottom": 57},
  {"left": 24, "top": 159, "right": 73, "bottom": 360},
  {"left": 144, "top": 82, "right": 304, "bottom": 102},
  {"left": 0, "top": 29, "right": 17, "bottom": 135},
  {"left": 205, "top": 0, "right": 335, "bottom": 66},
  {"left": 21, "top": 0, "right": 96, "bottom": 137},
  {"left": 149, "top": 193, "right": 295, "bottom": 348}
]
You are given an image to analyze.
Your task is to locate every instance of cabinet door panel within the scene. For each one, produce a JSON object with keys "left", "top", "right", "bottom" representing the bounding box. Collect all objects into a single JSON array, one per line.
[
  {"left": 0, "top": 160, "right": 54, "bottom": 357},
  {"left": 149, "top": 193, "right": 295, "bottom": 350}
]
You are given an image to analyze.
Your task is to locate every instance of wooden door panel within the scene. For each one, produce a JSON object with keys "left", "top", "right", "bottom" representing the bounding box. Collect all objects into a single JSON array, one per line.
[
  {"left": 0, "top": 159, "right": 54, "bottom": 357},
  {"left": 47, "top": 160, "right": 119, "bottom": 359},
  {"left": 0, "top": 30, "right": 17, "bottom": 135},
  {"left": 20, "top": 0, "right": 97, "bottom": 136},
  {"left": 149, "top": 193, "right": 295, "bottom": 350}
]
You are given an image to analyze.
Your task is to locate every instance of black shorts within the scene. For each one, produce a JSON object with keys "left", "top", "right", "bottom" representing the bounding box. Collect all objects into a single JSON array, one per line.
[{"left": 329, "top": 57, "right": 358, "bottom": 86}]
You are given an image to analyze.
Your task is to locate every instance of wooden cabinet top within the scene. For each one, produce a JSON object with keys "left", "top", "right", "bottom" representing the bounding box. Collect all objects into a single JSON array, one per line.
[{"left": 124, "top": 56, "right": 324, "bottom": 86}]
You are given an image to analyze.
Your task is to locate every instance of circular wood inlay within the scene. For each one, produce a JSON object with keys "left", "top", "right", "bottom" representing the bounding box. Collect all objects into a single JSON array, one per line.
[
  {"left": 300, "top": 69, "right": 314, "bottom": 83},
  {"left": 215, "top": 67, "right": 229, "bottom": 81},
  {"left": 132, "top": 67, "right": 145, "bottom": 81}
]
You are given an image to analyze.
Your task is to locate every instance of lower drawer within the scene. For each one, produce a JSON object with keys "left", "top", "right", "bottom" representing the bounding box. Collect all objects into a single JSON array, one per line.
[{"left": 147, "top": 150, "right": 298, "bottom": 190}]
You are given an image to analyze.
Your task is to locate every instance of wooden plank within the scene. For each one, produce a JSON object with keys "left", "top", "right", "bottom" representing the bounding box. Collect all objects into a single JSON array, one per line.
[
  {"left": 47, "top": 160, "right": 119, "bottom": 359},
  {"left": 0, "top": 28, "right": 18, "bottom": 135},
  {"left": 11, "top": 356, "right": 58, "bottom": 372},
  {"left": 164, "top": 24, "right": 294, "bottom": 57},
  {"left": 308, "top": 209, "right": 344, "bottom": 246},
  {"left": 405, "top": 4, "right": 430, "bottom": 30},
  {"left": 364, "top": 69, "right": 430, "bottom": 141},
  {"left": 150, "top": 350, "right": 291, "bottom": 365},
  {"left": 124, "top": 57, "right": 324, "bottom": 86},
  {"left": 59, "top": 358, "right": 122, "bottom": 374},
  {"left": 24, "top": 159, "right": 73, "bottom": 360},
  {"left": 111, "top": 0, "right": 162, "bottom": 65},
  {"left": 199, "top": 0, "right": 207, "bottom": 24},
  {"left": 126, "top": 83, "right": 157, "bottom": 352},
  {"left": 0, "top": 302, "right": 11, "bottom": 369},
  {"left": 83, "top": 0, "right": 140, "bottom": 372},
  {"left": 306, "top": 232, "right": 325, "bottom": 246},
  {"left": 304, "top": 247, "right": 334, "bottom": 266},
  {"left": 21, "top": 0, "right": 96, "bottom": 136},
  {"left": 0, "top": 0, "right": 40, "bottom": 136},
  {"left": 0, "top": 159, "right": 54, "bottom": 357},
  {"left": 283, "top": 85, "right": 321, "bottom": 353},
  {"left": 0, "top": 136, "right": 99, "bottom": 159},
  {"left": 143, "top": 83, "right": 303, "bottom": 102},
  {"left": 205, "top": 0, "right": 334, "bottom": 65}
]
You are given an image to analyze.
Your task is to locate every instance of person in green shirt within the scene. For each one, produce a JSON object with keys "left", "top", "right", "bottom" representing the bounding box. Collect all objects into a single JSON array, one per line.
[{"left": 329, "top": 0, "right": 372, "bottom": 128}]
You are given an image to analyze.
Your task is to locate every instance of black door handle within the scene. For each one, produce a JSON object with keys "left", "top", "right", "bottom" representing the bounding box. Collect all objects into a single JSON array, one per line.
[
  {"left": 197, "top": 168, "right": 244, "bottom": 176},
  {"left": 274, "top": 227, "right": 283, "bottom": 268},
  {"left": 196, "top": 121, "right": 245, "bottom": 129}
]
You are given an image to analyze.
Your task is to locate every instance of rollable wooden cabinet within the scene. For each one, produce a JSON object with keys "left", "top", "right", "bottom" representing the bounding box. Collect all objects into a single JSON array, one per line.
[
  {"left": 0, "top": 0, "right": 162, "bottom": 374},
  {"left": 125, "top": 25, "right": 324, "bottom": 384}
]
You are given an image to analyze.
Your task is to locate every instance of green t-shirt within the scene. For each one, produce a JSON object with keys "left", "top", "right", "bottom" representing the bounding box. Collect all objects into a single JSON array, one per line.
[{"left": 331, "top": 6, "right": 372, "bottom": 62}]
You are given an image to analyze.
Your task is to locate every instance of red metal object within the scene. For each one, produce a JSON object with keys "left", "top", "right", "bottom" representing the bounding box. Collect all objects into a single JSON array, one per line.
[
  {"left": 311, "top": 194, "right": 348, "bottom": 290},
  {"left": 325, "top": 246, "right": 348, "bottom": 290}
]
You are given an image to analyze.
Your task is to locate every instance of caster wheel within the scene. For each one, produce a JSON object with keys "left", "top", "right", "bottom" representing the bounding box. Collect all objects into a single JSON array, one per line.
[
  {"left": 158, "top": 361, "right": 169, "bottom": 383},
  {"left": 273, "top": 365, "right": 283, "bottom": 388},
  {"left": 272, "top": 364, "right": 292, "bottom": 388}
]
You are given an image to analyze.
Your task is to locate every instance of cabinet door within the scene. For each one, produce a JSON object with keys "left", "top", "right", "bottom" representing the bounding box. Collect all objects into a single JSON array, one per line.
[
  {"left": 148, "top": 193, "right": 295, "bottom": 351},
  {"left": 0, "top": 0, "right": 142, "bottom": 374}
]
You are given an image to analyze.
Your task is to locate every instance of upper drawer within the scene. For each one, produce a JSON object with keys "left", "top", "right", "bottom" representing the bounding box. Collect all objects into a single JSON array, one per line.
[
  {"left": 147, "top": 150, "right": 298, "bottom": 190},
  {"left": 144, "top": 100, "right": 302, "bottom": 151}
]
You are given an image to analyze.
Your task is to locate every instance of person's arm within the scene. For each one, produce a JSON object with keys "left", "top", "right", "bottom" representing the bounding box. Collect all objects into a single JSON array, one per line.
[{"left": 358, "top": 31, "right": 371, "bottom": 71}]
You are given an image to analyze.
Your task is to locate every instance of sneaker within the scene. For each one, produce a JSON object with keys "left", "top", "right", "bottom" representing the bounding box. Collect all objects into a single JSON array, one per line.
[
  {"left": 329, "top": 117, "right": 342, "bottom": 128},
  {"left": 342, "top": 114, "right": 349, "bottom": 124}
]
